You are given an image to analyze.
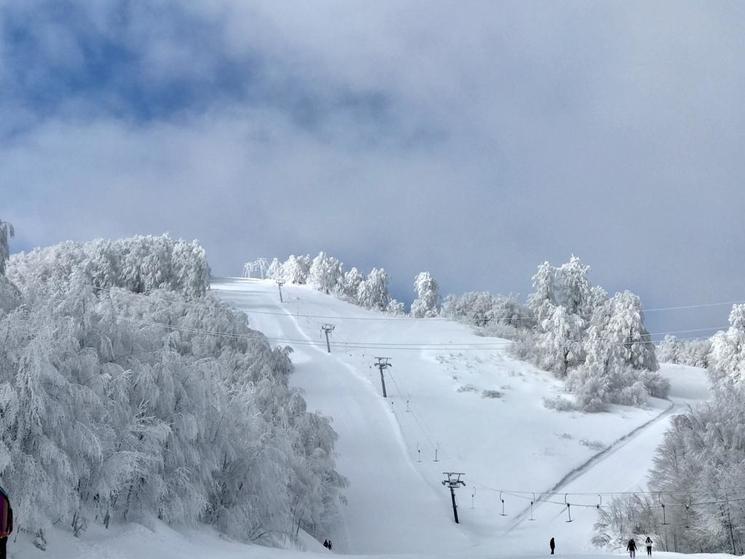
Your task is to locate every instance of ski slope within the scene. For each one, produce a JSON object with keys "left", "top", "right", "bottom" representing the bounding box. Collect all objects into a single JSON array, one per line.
[
  {"left": 212, "top": 278, "right": 712, "bottom": 556},
  {"left": 12, "top": 278, "right": 713, "bottom": 559}
]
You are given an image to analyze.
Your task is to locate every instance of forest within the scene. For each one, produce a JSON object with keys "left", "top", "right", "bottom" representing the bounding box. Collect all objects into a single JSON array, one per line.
[{"left": 0, "top": 222, "right": 345, "bottom": 549}]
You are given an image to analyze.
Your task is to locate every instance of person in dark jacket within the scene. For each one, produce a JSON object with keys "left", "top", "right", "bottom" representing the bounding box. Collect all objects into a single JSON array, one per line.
[
  {"left": 645, "top": 536, "right": 653, "bottom": 556},
  {"left": 549, "top": 536, "right": 555, "bottom": 555},
  {"left": 627, "top": 538, "right": 637, "bottom": 558},
  {"left": 0, "top": 500, "right": 12, "bottom": 559}
]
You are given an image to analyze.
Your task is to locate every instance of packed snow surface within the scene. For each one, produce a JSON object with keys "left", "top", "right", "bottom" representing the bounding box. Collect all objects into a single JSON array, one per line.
[{"left": 12, "top": 278, "right": 713, "bottom": 558}]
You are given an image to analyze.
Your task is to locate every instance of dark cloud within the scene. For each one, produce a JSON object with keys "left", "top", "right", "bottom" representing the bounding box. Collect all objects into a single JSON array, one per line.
[{"left": 2, "top": 1, "right": 745, "bottom": 337}]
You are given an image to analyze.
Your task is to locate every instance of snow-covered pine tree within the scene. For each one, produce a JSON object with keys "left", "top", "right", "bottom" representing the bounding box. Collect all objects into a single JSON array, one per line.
[{"left": 411, "top": 272, "right": 441, "bottom": 318}]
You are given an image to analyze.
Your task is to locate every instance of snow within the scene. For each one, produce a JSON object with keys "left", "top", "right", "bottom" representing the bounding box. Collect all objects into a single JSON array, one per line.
[{"left": 9, "top": 279, "right": 715, "bottom": 558}]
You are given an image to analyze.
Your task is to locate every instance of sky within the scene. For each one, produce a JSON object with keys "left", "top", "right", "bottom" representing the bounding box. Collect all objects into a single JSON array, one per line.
[{"left": 2, "top": 0, "right": 745, "bottom": 337}]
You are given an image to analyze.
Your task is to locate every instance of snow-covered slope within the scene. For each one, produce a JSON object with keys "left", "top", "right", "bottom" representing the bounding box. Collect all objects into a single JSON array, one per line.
[
  {"left": 212, "top": 278, "right": 712, "bottom": 556},
  {"left": 11, "top": 278, "right": 712, "bottom": 559}
]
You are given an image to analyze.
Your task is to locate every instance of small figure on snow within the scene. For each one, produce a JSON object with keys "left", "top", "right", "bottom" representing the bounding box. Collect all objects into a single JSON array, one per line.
[
  {"left": 549, "top": 536, "right": 555, "bottom": 555},
  {"left": 323, "top": 539, "right": 329, "bottom": 549},
  {"left": 328, "top": 539, "right": 333, "bottom": 551},
  {"left": 645, "top": 536, "right": 653, "bottom": 556},
  {"left": 627, "top": 537, "right": 637, "bottom": 558}
]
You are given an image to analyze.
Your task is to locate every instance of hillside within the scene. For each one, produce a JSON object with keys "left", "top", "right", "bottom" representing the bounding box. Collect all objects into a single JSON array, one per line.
[
  {"left": 212, "top": 278, "right": 711, "bottom": 556},
  {"left": 8, "top": 276, "right": 713, "bottom": 558}
]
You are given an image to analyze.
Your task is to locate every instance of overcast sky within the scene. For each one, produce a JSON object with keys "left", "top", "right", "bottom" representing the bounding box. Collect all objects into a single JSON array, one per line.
[{"left": 2, "top": 1, "right": 745, "bottom": 337}]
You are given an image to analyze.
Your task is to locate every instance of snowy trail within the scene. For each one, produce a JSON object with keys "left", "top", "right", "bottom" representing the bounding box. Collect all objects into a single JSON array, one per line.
[{"left": 213, "top": 279, "right": 469, "bottom": 555}]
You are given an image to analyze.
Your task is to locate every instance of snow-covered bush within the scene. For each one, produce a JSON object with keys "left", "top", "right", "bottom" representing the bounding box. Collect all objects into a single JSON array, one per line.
[
  {"left": 0, "top": 235, "right": 345, "bottom": 545},
  {"left": 8, "top": 235, "right": 210, "bottom": 299},
  {"left": 411, "top": 272, "right": 441, "bottom": 318}
]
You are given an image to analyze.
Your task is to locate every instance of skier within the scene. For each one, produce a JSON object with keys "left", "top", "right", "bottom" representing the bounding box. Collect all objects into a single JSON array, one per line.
[
  {"left": 549, "top": 536, "right": 555, "bottom": 555},
  {"left": 645, "top": 536, "right": 653, "bottom": 556},
  {"left": 0, "top": 488, "right": 12, "bottom": 559},
  {"left": 328, "top": 539, "right": 333, "bottom": 551},
  {"left": 323, "top": 539, "right": 329, "bottom": 549},
  {"left": 627, "top": 538, "right": 637, "bottom": 558}
]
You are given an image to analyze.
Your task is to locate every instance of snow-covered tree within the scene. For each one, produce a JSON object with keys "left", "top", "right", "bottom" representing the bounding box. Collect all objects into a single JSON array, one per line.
[
  {"left": 566, "top": 291, "right": 665, "bottom": 411},
  {"left": 8, "top": 235, "right": 210, "bottom": 298},
  {"left": 527, "top": 261, "right": 556, "bottom": 323},
  {"left": 282, "top": 254, "right": 311, "bottom": 284},
  {"left": 243, "top": 258, "right": 270, "bottom": 279},
  {"left": 657, "top": 335, "right": 711, "bottom": 367},
  {"left": 537, "top": 306, "right": 585, "bottom": 377},
  {"left": 554, "top": 255, "right": 593, "bottom": 320},
  {"left": 266, "top": 258, "right": 282, "bottom": 280},
  {"left": 606, "top": 382, "right": 745, "bottom": 553},
  {"left": 0, "top": 234, "right": 345, "bottom": 544},
  {"left": 386, "top": 299, "right": 405, "bottom": 315},
  {"left": 308, "top": 252, "right": 342, "bottom": 294},
  {"left": 0, "top": 220, "right": 12, "bottom": 276},
  {"left": 339, "top": 267, "right": 364, "bottom": 301},
  {"left": 411, "top": 272, "right": 441, "bottom": 318},
  {"left": 710, "top": 304, "right": 745, "bottom": 383},
  {"left": 356, "top": 268, "right": 390, "bottom": 311},
  {"left": 442, "top": 291, "right": 532, "bottom": 331}
]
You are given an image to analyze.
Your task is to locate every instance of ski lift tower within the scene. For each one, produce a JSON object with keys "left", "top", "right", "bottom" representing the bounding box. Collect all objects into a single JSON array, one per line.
[{"left": 442, "top": 472, "right": 466, "bottom": 523}]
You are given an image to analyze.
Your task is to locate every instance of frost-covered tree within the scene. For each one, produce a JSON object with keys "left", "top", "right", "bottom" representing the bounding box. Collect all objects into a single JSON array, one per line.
[
  {"left": 356, "top": 268, "right": 390, "bottom": 311},
  {"left": 0, "top": 235, "right": 346, "bottom": 545},
  {"left": 710, "top": 304, "right": 745, "bottom": 383},
  {"left": 603, "top": 382, "right": 745, "bottom": 553},
  {"left": 308, "top": 252, "right": 342, "bottom": 294},
  {"left": 657, "top": 335, "right": 711, "bottom": 368},
  {"left": 282, "top": 254, "right": 311, "bottom": 284},
  {"left": 8, "top": 235, "right": 210, "bottom": 298},
  {"left": 411, "top": 272, "right": 441, "bottom": 318},
  {"left": 554, "top": 255, "right": 594, "bottom": 320},
  {"left": 566, "top": 291, "right": 665, "bottom": 411},
  {"left": 243, "top": 258, "right": 270, "bottom": 279},
  {"left": 339, "top": 267, "right": 364, "bottom": 301},
  {"left": 266, "top": 258, "right": 282, "bottom": 280},
  {"left": 527, "top": 256, "right": 597, "bottom": 323},
  {"left": 0, "top": 220, "right": 13, "bottom": 276},
  {"left": 386, "top": 299, "right": 405, "bottom": 316},
  {"left": 442, "top": 292, "right": 532, "bottom": 331},
  {"left": 537, "top": 306, "right": 585, "bottom": 377},
  {"left": 527, "top": 261, "right": 556, "bottom": 323}
]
